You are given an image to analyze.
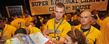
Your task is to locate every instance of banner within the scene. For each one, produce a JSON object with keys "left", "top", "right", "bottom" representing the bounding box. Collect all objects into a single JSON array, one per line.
[
  {"left": 29, "top": 0, "right": 108, "bottom": 15},
  {"left": 6, "top": 5, "right": 23, "bottom": 18}
]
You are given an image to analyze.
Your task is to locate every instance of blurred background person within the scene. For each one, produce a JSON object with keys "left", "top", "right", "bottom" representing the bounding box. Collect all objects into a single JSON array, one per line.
[{"left": 0, "top": 17, "right": 16, "bottom": 40}]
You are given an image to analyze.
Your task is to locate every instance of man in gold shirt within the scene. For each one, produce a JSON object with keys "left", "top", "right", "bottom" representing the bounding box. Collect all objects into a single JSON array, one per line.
[
  {"left": 43, "top": 2, "right": 71, "bottom": 44},
  {"left": 75, "top": 10, "right": 102, "bottom": 44},
  {"left": 0, "top": 18, "right": 16, "bottom": 40},
  {"left": 11, "top": 16, "right": 25, "bottom": 28},
  {"left": 25, "top": 21, "right": 41, "bottom": 34}
]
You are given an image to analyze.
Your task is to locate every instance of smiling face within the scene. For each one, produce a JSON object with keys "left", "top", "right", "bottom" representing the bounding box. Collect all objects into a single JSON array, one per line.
[
  {"left": 54, "top": 6, "right": 65, "bottom": 20},
  {"left": 54, "top": 2, "right": 65, "bottom": 20}
]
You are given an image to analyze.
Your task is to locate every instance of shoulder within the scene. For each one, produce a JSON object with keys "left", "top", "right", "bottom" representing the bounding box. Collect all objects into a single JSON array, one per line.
[
  {"left": 6, "top": 24, "right": 16, "bottom": 29},
  {"left": 47, "top": 18, "right": 54, "bottom": 23},
  {"left": 29, "top": 26, "right": 41, "bottom": 33},
  {"left": 91, "top": 26, "right": 100, "bottom": 32},
  {"left": 75, "top": 24, "right": 81, "bottom": 29},
  {"left": 46, "top": 18, "right": 54, "bottom": 26},
  {"left": 63, "top": 20, "right": 71, "bottom": 27},
  {"left": 33, "top": 27, "right": 40, "bottom": 31},
  {"left": 90, "top": 26, "right": 101, "bottom": 35}
]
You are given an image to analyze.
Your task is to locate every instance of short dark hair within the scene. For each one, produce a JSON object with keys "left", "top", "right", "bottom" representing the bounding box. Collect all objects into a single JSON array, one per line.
[
  {"left": 15, "top": 28, "right": 27, "bottom": 35},
  {"left": 55, "top": 2, "right": 65, "bottom": 9}
]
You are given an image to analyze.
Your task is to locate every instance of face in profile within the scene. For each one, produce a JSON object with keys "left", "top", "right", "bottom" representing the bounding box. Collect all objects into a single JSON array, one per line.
[
  {"left": 54, "top": 6, "right": 65, "bottom": 20},
  {"left": 80, "top": 11, "right": 92, "bottom": 25}
]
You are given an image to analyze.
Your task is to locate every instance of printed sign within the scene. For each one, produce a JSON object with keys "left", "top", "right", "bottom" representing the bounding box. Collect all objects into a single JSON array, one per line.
[{"left": 29, "top": 0, "right": 108, "bottom": 15}]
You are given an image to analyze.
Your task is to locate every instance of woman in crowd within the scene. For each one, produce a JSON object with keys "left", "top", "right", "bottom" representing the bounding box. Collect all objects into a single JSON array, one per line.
[{"left": 65, "top": 29, "right": 87, "bottom": 44}]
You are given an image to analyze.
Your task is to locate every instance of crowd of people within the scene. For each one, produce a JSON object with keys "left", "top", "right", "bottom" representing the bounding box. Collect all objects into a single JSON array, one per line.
[{"left": 0, "top": 2, "right": 109, "bottom": 44}]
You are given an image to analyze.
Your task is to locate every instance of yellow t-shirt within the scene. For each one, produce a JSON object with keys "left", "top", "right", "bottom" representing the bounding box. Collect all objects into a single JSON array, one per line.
[
  {"left": 75, "top": 25, "right": 101, "bottom": 44},
  {"left": 11, "top": 18, "right": 25, "bottom": 28},
  {"left": 3, "top": 24, "right": 16, "bottom": 39},
  {"left": 27, "top": 26, "right": 41, "bottom": 34},
  {"left": 45, "top": 18, "right": 71, "bottom": 38},
  {"left": 99, "top": 17, "right": 109, "bottom": 44},
  {"left": 23, "top": 15, "right": 33, "bottom": 23}
]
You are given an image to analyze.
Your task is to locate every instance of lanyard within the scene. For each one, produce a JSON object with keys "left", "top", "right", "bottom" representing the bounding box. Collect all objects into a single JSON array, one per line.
[
  {"left": 54, "top": 19, "right": 63, "bottom": 39},
  {"left": 86, "top": 30, "right": 90, "bottom": 37}
]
